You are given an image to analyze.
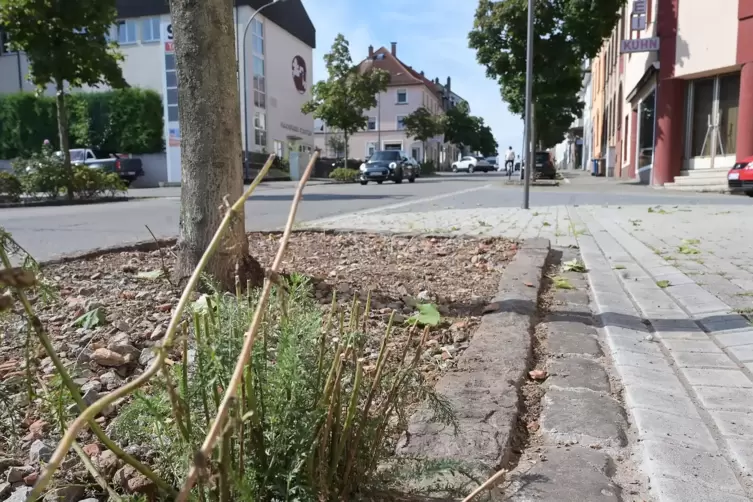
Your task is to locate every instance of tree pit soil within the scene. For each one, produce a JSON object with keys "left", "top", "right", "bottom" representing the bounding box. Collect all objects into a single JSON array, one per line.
[{"left": 0, "top": 231, "right": 517, "bottom": 457}]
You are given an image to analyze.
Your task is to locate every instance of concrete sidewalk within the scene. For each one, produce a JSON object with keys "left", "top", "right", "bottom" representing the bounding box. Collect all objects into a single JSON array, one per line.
[{"left": 311, "top": 202, "right": 753, "bottom": 500}]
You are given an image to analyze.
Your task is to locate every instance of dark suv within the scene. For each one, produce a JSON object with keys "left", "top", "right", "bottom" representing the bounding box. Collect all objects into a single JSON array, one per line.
[
  {"left": 533, "top": 151, "right": 557, "bottom": 180},
  {"left": 359, "top": 150, "right": 417, "bottom": 185}
]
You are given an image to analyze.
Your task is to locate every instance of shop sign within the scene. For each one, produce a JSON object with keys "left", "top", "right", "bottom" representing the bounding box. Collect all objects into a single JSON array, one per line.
[
  {"left": 281, "top": 122, "right": 312, "bottom": 136},
  {"left": 620, "top": 37, "right": 660, "bottom": 53},
  {"left": 632, "top": 0, "right": 646, "bottom": 14},
  {"left": 631, "top": 15, "right": 646, "bottom": 31},
  {"left": 292, "top": 56, "right": 307, "bottom": 94}
]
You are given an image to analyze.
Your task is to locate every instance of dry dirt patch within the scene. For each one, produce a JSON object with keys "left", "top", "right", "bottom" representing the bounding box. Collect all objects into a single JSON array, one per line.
[{"left": 1, "top": 232, "right": 516, "bottom": 454}]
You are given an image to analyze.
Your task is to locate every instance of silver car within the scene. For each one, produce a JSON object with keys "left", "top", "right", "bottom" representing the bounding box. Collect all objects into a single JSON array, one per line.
[{"left": 451, "top": 155, "right": 495, "bottom": 173}]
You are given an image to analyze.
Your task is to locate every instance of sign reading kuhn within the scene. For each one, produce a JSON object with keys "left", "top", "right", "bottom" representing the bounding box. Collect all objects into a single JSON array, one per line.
[{"left": 620, "top": 37, "right": 660, "bottom": 53}]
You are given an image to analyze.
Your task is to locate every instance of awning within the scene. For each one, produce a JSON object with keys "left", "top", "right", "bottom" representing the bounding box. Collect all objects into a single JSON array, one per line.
[{"left": 626, "top": 62, "right": 660, "bottom": 102}]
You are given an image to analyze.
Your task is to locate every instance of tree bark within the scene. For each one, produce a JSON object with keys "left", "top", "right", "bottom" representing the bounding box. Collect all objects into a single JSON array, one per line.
[
  {"left": 170, "top": 0, "right": 263, "bottom": 290},
  {"left": 55, "top": 80, "right": 74, "bottom": 201},
  {"left": 344, "top": 131, "right": 349, "bottom": 166}
]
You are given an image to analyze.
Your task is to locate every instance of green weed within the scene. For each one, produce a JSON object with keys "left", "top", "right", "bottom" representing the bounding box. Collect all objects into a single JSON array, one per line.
[{"left": 656, "top": 280, "right": 671, "bottom": 288}]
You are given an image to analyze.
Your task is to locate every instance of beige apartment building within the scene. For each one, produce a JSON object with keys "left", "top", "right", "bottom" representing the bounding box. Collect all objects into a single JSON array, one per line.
[{"left": 313, "top": 43, "right": 465, "bottom": 167}]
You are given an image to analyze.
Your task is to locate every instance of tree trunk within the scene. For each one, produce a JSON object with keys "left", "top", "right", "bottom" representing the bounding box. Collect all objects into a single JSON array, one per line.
[
  {"left": 344, "top": 131, "right": 348, "bottom": 167},
  {"left": 170, "top": 0, "right": 263, "bottom": 290},
  {"left": 422, "top": 141, "right": 427, "bottom": 163},
  {"left": 55, "top": 81, "right": 74, "bottom": 201}
]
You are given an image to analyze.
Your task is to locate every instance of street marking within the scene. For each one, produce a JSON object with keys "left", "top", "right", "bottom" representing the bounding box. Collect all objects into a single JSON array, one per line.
[{"left": 305, "top": 184, "right": 492, "bottom": 226}]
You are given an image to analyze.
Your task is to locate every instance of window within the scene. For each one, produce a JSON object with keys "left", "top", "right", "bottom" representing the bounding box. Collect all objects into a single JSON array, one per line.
[
  {"left": 254, "top": 111, "right": 267, "bottom": 148},
  {"left": 164, "top": 53, "right": 179, "bottom": 122},
  {"left": 253, "top": 54, "right": 265, "bottom": 109},
  {"left": 719, "top": 73, "right": 740, "bottom": 155},
  {"left": 396, "top": 116, "right": 406, "bottom": 130},
  {"left": 690, "top": 78, "right": 714, "bottom": 157},
  {"left": 623, "top": 116, "right": 629, "bottom": 161},
  {"left": 117, "top": 20, "right": 138, "bottom": 44},
  {"left": 638, "top": 89, "right": 655, "bottom": 171},
  {"left": 366, "top": 142, "right": 377, "bottom": 158},
  {"left": 396, "top": 89, "right": 407, "bottom": 104},
  {"left": 251, "top": 19, "right": 264, "bottom": 55},
  {"left": 367, "top": 117, "right": 376, "bottom": 130},
  {"left": 141, "top": 17, "right": 160, "bottom": 42},
  {"left": 273, "top": 140, "right": 284, "bottom": 158},
  {"left": 0, "top": 30, "right": 14, "bottom": 54}
]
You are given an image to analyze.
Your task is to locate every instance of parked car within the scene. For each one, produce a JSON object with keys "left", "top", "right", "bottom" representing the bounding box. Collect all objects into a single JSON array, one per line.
[
  {"left": 358, "top": 150, "right": 417, "bottom": 185},
  {"left": 57, "top": 149, "right": 144, "bottom": 185},
  {"left": 532, "top": 151, "right": 557, "bottom": 180},
  {"left": 485, "top": 156, "right": 499, "bottom": 170},
  {"left": 451, "top": 156, "right": 495, "bottom": 173},
  {"left": 727, "top": 155, "right": 753, "bottom": 196}
]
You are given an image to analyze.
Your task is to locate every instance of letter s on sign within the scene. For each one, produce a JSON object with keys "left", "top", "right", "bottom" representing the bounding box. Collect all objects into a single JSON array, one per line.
[{"left": 166, "top": 24, "right": 173, "bottom": 40}]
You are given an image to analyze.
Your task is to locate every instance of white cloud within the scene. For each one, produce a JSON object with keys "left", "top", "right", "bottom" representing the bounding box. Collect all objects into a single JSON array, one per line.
[{"left": 302, "top": 0, "right": 525, "bottom": 156}]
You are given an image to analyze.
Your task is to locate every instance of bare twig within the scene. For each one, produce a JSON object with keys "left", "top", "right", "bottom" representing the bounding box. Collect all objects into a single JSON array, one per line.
[
  {"left": 26, "top": 155, "right": 277, "bottom": 500},
  {"left": 461, "top": 468, "right": 507, "bottom": 502},
  {"left": 145, "top": 223, "right": 176, "bottom": 287},
  {"left": 176, "top": 151, "right": 320, "bottom": 501},
  {"left": 0, "top": 244, "right": 172, "bottom": 498}
]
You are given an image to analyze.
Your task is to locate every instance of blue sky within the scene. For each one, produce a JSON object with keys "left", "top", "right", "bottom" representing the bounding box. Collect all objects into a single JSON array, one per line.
[{"left": 301, "top": 0, "right": 524, "bottom": 157}]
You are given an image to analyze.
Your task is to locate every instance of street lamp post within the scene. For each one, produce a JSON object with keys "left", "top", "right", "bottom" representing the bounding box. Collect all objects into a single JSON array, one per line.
[
  {"left": 241, "top": 0, "right": 284, "bottom": 176},
  {"left": 522, "top": 0, "right": 535, "bottom": 209}
]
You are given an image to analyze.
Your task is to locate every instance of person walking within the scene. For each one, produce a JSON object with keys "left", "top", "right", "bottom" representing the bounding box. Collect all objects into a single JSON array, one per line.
[{"left": 505, "top": 146, "right": 515, "bottom": 172}]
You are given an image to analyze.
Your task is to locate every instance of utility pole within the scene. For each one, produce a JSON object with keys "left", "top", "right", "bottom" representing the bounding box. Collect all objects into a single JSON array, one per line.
[{"left": 522, "top": 0, "right": 535, "bottom": 209}]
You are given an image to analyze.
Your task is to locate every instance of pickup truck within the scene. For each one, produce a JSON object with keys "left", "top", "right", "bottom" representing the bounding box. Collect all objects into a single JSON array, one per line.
[{"left": 59, "top": 149, "right": 145, "bottom": 185}]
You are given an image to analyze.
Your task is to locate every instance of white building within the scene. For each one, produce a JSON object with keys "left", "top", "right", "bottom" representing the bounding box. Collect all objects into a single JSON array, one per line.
[{"left": 0, "top": 0, "right": 316, "bottom": 185}]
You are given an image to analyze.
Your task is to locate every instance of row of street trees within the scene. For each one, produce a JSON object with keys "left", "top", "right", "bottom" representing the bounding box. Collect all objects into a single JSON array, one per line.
[
  {"left": 305, "top": 35, "right": 498, "bottom": 163},
  {"left": 468, "top": 0, "right": 625, "bottom": 149}
]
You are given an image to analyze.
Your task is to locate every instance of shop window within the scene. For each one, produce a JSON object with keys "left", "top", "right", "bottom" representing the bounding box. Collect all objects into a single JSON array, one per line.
[
  {"left": 719, "top": 73, "right": 740, "bottom": 156},
  {"left": 690, "top": 78, "right": 714, "bottom": 157},
  {"left": 638, "top": 89, "right": 655, "bottom": 171}
]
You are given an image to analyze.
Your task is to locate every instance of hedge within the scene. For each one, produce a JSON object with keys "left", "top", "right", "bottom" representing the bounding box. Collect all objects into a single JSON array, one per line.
[{"left": 0, "top": 88, "right": 164, "bottom": 159}]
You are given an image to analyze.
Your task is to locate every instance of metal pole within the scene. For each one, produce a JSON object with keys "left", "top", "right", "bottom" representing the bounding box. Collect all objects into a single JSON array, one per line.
[
  {"left": 378, "top": 93, "right": 381, "bottom": 149},
  {"left": 241, "top": 0, "right": 280, "bottom": 176},
  {"left": 522, "top": 0, "right": 535, "bottom": 209}
]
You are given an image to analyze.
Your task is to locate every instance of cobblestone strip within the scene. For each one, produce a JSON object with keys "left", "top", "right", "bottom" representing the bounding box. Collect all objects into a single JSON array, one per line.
[
  {"left": 570, "top": 207, "right": 751, "bottom": 501},
  {"left": 506, "top": 247, "right": 638, "bottom": 501}
]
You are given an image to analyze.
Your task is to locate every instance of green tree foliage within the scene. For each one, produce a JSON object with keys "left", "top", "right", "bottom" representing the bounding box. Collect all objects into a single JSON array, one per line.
[
  {"left": 469, "top": 0, "right": 624, "bottom": 148},
  {"left": 327, "top": 133, "right": 346, "bottom": 158},
  {"left": 302, "top": 34, "right": 390, "bottom": 161},
  {"left": 0, "top": 90, "right": 164, "bottom": 158},
  {"left": 443, "top": 101, "right": 477, "bottom": 152},
  {"left": 402, "top": 106, "right": 442, "bottom": 162},
  {"left": 477, "top": 122, "right": 498, "bottom": 157},
  {"left": 443, "top": 102, "right": 497, "bottom": 155},
  {"left": 0, "top": 0, "right": 127, "bottom": 198}
]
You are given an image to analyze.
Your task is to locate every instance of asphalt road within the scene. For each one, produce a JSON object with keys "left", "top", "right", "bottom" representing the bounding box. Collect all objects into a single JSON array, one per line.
[{"left": 1, "top": 171, "right": 747, "bottom": 262}]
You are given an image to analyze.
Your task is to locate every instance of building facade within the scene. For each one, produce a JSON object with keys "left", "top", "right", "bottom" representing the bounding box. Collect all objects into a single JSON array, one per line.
[
  {"left": 313, "top": 43, "right": 465, "bottom": 167},
  {"left": 587, "top": 0, "right": 752, "bottom": 186},
  {"left": 0, "top": 0, "right": 316, "bottom": 184}
]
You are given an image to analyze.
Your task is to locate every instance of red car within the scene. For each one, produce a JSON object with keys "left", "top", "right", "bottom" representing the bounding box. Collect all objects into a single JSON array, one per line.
[{"left": 728, "top": 155, "right": 753, "bottom": 196}]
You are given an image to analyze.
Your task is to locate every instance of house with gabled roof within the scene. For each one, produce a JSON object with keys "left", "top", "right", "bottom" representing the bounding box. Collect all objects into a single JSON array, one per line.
[{"left": 313, "top": 42, "right": 466, "bottom": 167}]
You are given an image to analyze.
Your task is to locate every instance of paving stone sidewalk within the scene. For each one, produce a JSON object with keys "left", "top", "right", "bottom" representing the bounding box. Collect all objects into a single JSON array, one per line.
[{"left": 506, "top": 247, "right": 642, "bottom": 502}]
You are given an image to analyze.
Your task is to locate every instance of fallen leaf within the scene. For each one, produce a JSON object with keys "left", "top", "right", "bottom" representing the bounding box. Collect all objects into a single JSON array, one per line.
[
  {"left": 529, "top": 369, "right": 548, "bottom": 381},
  {"left": 524, "top": 282, "right": 535, "bottom": 288},
  {"left": 73, "top": 307, "right": 107, "bottom": 329},
  {"left": 136, "top": 270, "right": 164, "bottom": 280}
]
